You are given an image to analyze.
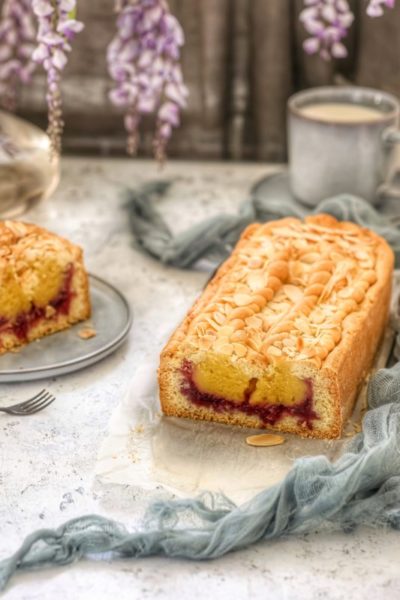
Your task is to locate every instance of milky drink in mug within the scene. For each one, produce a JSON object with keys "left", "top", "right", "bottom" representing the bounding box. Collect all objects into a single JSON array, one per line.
[{"left": 288, "top": 87, "right": 400, "bottom": 206}]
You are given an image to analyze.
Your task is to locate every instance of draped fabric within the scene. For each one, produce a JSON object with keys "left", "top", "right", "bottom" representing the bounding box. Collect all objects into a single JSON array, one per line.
[
  {"left": 2, "top": 358, "right": 400, "bottom": 592},
  {"left": 10, "top": 0, "right": 400, "bottom": 160}
]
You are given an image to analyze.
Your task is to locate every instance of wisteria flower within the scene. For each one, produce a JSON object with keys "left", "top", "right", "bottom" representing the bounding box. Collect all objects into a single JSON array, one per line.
[
  {"left": 32, "top": 0, "right": 84, "bottom": 155},
  {"left": 300, "top": 0, "right": 354, "bottom": 60},
  {"left": 107, "top": 0, "right": 188, "bottom": 162},
  {"left": 0, "top": 0, "right": 37, "bottom": 111},
  {"left": 366, "top": 0, "right": 395, "bottom": 16}
]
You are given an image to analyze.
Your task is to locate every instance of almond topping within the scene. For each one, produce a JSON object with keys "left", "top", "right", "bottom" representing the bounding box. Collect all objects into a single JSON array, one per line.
[
  {"left": 305, "top": 283, "right": 325, "bottom": 297},
  {"left": 268, "top": 260, "right": 289, "bottom": 280},
  {"left": 78, "top": 327, "right": 97, "bottom": 340},
  {"left": 233, "top": 293, "right": 254, "bottom": 306},
  {"left": 300, "top": 252, "right": 320, "bottom": 264},
  {"left": 181, "top": 216, "right": 381, "bottom": 370},
  {"left": 213, "top": 312, "right": 226, "bottom": 325},
  {"left": 233, "top": 343, "right": 247, "bottom": 357},
  {"left": 229, "top": 307, "right": 254, "bottom": 320},
  {"left": 309, "top": 271, "right": 331, "bottom": 285},
  {"left": 246, "top": 433, "right": 285, "bottom": 447},
  {"left": 266, "top": 276, "right": 282, "bottom": 292},
  {"left": 230, "top": 319, "right": 246, "bottom": 330},
  {"left": 266, "top": 345, "right": 282, "bottom": 357},
  {"left": 247, "top": 272, "right": 267, "bottom": 291},
  {"left": 248, "top": 257, "right": 264, "bottom": 269},
  {"left": 259, "top": 288, "right": 274, "bottom": 301},
  {"left": 246, "top": 315, "right": 263, "bottom": 329},
  {"left": 230, "top": 330, "right": 248, "bottom": 342},
  {"left": 282, "top": 284, "right": 303, "bottom": 303}
]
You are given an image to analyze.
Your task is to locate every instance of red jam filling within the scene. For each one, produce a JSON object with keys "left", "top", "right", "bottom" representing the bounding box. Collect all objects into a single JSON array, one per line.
[
  {"left": 0, "top": 264, "right": 75, "bottom": 341},
  {"left": 180, "top": 359, "right": 317, "bottom": 429}
]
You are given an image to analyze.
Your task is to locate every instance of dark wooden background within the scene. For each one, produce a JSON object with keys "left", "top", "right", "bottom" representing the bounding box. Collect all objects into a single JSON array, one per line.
[{"left": 12, "top": 0, "right": 400, "bottom": 161}]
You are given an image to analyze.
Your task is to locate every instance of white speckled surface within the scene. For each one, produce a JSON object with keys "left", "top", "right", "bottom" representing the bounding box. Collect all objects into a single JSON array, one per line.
[{"left": 1, "top": 158, "right": 400, "bottom": 600}]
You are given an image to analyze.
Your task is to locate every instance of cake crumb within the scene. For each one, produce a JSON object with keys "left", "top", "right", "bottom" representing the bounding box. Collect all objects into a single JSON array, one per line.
[
  {"left": 45, "top": 305, "right": 56, "bottom": 318},
  {"left": 78, "top": 326, "right": 97, "bottom": 340}
]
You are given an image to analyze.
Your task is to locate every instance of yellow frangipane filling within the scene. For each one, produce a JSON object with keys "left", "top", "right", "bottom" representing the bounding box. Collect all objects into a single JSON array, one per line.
[
  {"left": 0, "top": 221, "right": 75, "bottom": 321},
  {"left": 192, "top": 355, "right": 307, "bottom": 407}
]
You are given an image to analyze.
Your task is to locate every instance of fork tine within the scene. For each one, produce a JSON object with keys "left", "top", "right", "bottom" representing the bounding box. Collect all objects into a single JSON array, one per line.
[
  {"left": 8, "top": 395, "right": 56, "bottom": 416},
  {"left": 4, "top": 389, "right": 48, "bottom": 411},
  {"left": 16, "top": 391, "right": 53, "bottom": 412},
  {"left": 21, "top": 397, "right": 56, "bottom": 414}
]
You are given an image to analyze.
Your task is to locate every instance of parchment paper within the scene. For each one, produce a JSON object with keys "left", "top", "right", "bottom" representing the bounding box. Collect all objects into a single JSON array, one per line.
[{"left": 96, "top": 280, "right": 398, "bottom": 504}]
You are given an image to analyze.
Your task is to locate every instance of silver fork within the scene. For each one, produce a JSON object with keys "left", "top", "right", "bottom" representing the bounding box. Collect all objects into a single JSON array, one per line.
[{"left": 0, "top": 389, "right": 56, "bottom": 416}]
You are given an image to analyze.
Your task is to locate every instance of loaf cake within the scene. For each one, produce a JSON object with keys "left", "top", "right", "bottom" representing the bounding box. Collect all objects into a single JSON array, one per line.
[
  {"left": 159, "top": 215, "right": 394, "bottom": 439},
  {"left": 0, "top": 220, "right": 90, "bottom": 354}
]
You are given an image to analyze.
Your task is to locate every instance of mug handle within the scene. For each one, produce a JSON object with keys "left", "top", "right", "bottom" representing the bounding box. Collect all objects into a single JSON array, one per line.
[
  {"left": 383, "top": 127, "right": 400, "bottom": 145},
  {"left": 378, "top": 127, "right": 400, "bottom": 201}
]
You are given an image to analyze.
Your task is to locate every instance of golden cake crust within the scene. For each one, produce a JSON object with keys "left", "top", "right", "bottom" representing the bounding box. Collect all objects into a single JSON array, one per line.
[
  {"left": 159, "top": 214, "right": 394, "bottom": 439},
  {"left": 0, "top": 220, "right": 91, "bottom": 354}
]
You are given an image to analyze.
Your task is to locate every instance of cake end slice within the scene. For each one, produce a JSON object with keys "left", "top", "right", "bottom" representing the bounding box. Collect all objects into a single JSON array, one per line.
[{"left": 0, "top": 220, "right": 91, "bottom": 354}]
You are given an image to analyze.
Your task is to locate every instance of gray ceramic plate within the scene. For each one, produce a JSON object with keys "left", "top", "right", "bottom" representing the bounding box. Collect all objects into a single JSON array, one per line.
[{"left": 0, "top": 274, "right": 132, "bottom": 382}]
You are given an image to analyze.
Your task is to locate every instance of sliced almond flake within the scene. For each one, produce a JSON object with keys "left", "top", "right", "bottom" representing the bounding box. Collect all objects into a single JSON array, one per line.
[
  {"left": 214, "top": 340, "right": 234, "bottom": 355},
  {"left": 294, "top": 318, "right": 312, "bottom": 335},
  {"left": 232, "top": 342, "right": 247, "bottom": 357},
  {"left": 233, "top": 293, "right": 254, "bottom": 306},
  {"left": 300, "top": 252, "right": 321, "bottom": 264},
  {"left": 204, "top": 316, "right": 219, "bottom": 330},
  {"left": 218, "top": 296, "right": 238, "bottom": 304},
  {"left": 248, "top": 256, "right": 264, "bottom": 269},
  {"left": 247, "top": 271, "right": 267, "bottom": 292},
  {"left": 337, "top": 288, "right": 354, "bottom": 299},
  {"left": 359, "top": 260, "right": 374, "bottom": 270},
  {"left": 213, "top": 312, "right": 226, "bottom": 325},
  {"left": 197, "top": 337, "right": 214, "bottom": 350},
  {"left": 246, "top": 433, "right": 285, "bottom": 447},
  {"left": 355, "top": 250, "right": 371, "bottom": 261},
  {"left": 266, "top": 346, "right": 282, "bottom": 357},
  {"left": 282, "top": 284, "right": 304, "bottom": 303},
  {"left": 260, "top": 238, "right": 275, "bottom": 255},
  {"left": 218, "top": 325, "right": 235, "bottom": 337},
  {"left": 246, "top": 315, "right": 263, "bottom": 329},
  {"left": 310, "top": 311, "right": 325, "bottom": 324},
  {"left": 269, "top": 301, "right": 291, "bottom": 312}
]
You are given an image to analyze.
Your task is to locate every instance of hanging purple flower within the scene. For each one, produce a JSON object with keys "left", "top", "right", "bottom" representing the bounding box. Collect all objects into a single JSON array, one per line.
[
  {"left": 107, "top": 0, "right": 188, "bottom": 162},
  {"left": 300, "top": 0, "right": 397, "bottom": 60},
  {"left": 300, "top": 0, "right": 354, "bottom": 61},
  {"left": 0, "top": 0, "right": 37, "bottom": 111},
  {"left": 32, "top": 0, "right": 84, "bottom": 155},
  {"left": 366, "top": 0, "right": 395, "bottom": 16}
]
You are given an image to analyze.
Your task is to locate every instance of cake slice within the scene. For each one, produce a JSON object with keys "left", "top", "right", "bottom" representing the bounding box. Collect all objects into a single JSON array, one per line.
[
  {"left": 0, "top": 220, "right": 90, "bottom": 354},
  {"left": 159, "top": 215, "right": 394, "bottom": 439}
]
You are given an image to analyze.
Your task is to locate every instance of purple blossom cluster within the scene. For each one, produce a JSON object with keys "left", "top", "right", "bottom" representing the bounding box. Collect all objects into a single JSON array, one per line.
[
  {"left": 0, "top": 0, "right": 36, "bottom": 110},
  {"left": 300, "top": 0, "right": 396, "bottom": 60},
  {"left": 107, "top": 0, "right": 188, "bottom": 161},
  {"left": 32, "top": 0, "right": 84, "bottom": 155},
  {"left": 366, "top": 0, "right": 395, "bottom": 16},
  {"left": 300, "top": 0, "right": 354, "bottom": 60}
]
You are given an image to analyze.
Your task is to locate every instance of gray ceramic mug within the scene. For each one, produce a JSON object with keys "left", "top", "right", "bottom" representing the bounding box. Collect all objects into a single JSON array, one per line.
[{"left": 288, "top": 86, "right": 400, "bottom": 207}]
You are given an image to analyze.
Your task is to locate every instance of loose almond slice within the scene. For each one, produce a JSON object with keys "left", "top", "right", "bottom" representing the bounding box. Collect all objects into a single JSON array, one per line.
[
  {"left": 246, "top": 433, "right": 285, "bottom": 447},
  {"left": 78, "top": 327, "right": 97, "bottom": 340}
]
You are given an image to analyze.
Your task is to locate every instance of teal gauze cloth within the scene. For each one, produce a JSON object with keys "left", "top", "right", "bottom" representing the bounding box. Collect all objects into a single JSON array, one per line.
[
  {"left": 1, "top": 182, "right": 400, "bottom": 591},
  {"left": 125, "top": 180, "right": 400, "bottom": 267}
]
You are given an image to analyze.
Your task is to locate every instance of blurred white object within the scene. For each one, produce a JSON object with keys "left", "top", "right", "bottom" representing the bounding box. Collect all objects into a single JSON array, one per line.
[{"left": 0, "top": 110, "right": 59, "bottom": 218}]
